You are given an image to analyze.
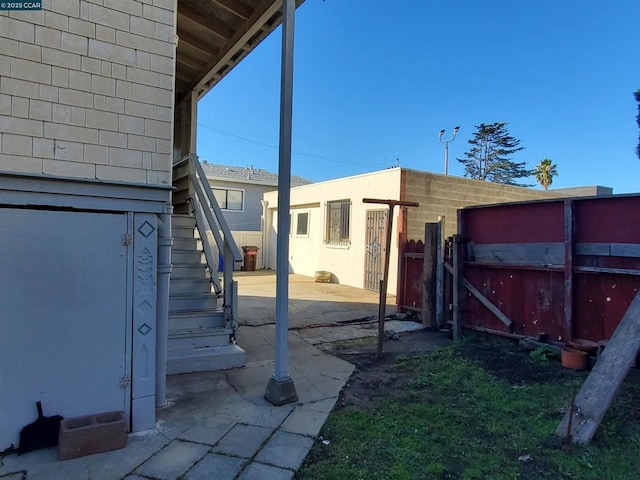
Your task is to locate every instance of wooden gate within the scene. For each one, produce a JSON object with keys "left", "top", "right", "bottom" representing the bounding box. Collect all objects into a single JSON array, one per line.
[{"left": 364, "top": 209, "right": 387, "bottom": 291}]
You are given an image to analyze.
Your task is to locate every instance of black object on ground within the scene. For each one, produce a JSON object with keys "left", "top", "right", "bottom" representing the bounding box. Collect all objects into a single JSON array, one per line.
[{"left": 18, "top": 401, "right": 63, "bottom": 455}]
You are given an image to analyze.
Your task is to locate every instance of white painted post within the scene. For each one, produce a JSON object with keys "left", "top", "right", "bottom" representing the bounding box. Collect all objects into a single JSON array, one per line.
[
  {"left": 156, "top": 204, "right": 172, "bottom": 406},
  {"left": 265, "top": 0, "right": 298, "bottom": 405}
]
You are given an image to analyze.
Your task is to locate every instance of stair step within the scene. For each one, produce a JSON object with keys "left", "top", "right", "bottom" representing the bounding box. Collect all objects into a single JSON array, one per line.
[
  {"left": 168, "top": 326, "right": 233, "bottom": 350},
  {"left": 172, "top": 249, "right": 203, "bottom": 264},
  {"left": 172, "top": 263, "right": 208, "bottom": 279},
  {"left": 167, "top": 344, "right": 245, "bottom": 375},
  {"left": 173, "top": 237, "right": 198, "bottom": 250},
  {"left": 169, "top": 293, "right": 218, "bottom": 312},
  {"left": 173, "top": 225, "right": 195, "bottom": 239},
  {"left": 172, "top": 215, "right": 196, "bottom": 228},
  {"left": 169, "top": 278, "right": 212, "bottom": 294},
  {"left": 169, "top": 308, "right": 224, "bottom": 329}
]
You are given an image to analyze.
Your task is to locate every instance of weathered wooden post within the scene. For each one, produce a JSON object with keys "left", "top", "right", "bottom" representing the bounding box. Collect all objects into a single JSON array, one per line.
[
  {"left": 363, "top": 198, "right": 419, "bottom": 356},
  {"left": 422, "top": 222, "right": 438, "bottom": 328}
]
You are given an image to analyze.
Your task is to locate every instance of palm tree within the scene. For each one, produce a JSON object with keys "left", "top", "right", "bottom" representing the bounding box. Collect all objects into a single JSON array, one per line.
[{"left": 534, "top": 158, "right": 558, "bottom": 190}]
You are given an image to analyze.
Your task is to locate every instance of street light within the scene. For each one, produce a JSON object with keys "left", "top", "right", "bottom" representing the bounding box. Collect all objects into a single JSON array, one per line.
[{"left": 439, "top": 125, "right": 460, "bottom": 175}]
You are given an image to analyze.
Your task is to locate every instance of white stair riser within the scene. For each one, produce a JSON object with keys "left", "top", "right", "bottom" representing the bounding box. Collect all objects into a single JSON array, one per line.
[
  {"left": 170, "top": 279, "right": 212, "bottom": 294},
  {"left": 172, "top": 215, "right": 196, "bottom": 228},
  {"left": 172, "top": 264, "right": 208, "bottom": 279},
  {"left": 168, "top": 332, "right": 231, "bottom": 350},
  {"left": 173, "top": 237, "right": 198, "bottom": 250},
  {"left": 173, "top": 226, "right": 195, "bottom": 239},
  {"left": 172, "top": 251, "right": 203, "bottom": 264},
  {"left": 166, "top": 345, "right": 245, "bottom": 375},
  {"left": 169, "top": 295, "right": 218, "bottom": 312}
]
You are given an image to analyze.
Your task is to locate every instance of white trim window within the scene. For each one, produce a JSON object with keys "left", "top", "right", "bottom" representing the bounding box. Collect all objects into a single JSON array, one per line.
[
  {"left": 212, "top": 187, "right": 244, "bottom": 211},
  {"left": 325, "top": 199, "right": 351, "bottom": 247},
  {"left": 295, "top": 211, "right": 309, "bottom": 237}
]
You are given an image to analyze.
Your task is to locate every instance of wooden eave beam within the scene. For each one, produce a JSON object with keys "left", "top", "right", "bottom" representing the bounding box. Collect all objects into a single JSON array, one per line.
[
  {"left": 177, "top": 29, "right": 221, "bottom": 57},
  {"left": 178, "top": 4, "right": 234, "bottom": 41},
  {"left": 177, "top": 54, "right": 206, "bottom": 72},
  {"left": 183, "top": 0, "right": 283, "bottom": 101},
  {"left": 212, "top": 0, "right": 252, "bottom": 20}
]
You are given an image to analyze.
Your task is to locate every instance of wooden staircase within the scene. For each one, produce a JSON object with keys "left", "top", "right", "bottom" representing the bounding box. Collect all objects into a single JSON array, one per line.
[{"left": 168, "top": 156, "right": 245, "bottom": 375}]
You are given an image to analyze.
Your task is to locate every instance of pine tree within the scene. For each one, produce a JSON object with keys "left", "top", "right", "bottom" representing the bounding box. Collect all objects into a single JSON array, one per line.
[
  {"left": 457, "top": 122, "right": 531, "bottom": 186},
  {"left": 534, "top": 158, "right": 558, "bottom": 190},
  {"left": 635, "top": 89, "right": 640, "bottom": 160}
]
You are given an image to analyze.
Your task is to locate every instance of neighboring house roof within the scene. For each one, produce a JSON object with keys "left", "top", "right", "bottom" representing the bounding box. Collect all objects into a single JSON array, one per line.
[{"left": 201, "top": 162, "right": 311, "bottom": 187}]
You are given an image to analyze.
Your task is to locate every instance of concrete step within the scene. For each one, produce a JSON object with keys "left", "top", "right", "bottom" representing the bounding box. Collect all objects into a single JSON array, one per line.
[
  {"left": 169, "top": 308, "right": 224, "bottom": 329},
  {"left": 167, "top": 344, "right": 245, "bottom": 375},
  {"left": 172, "top": 214, "right": 196, "bottom": 228},
  {"left": 169, "top": 278, "right": 212, "bottom": 295},
  {"left": 172, "top": 237, "right": 198, "bottom": 251},
  {"left": 172, "top": 249, "right": 203, "bottom": 264},
  {"left": 173, "top": 225, "right": 195, "bottom": 239},
  {"left": 171, "top": 263, "right": 208, "bottom": 279},
  {"left": 168, "top": 326, "right": 233, "bottom": 351},
  {"left": 169, "top": 293, "right": 218, "bottom": 312}
]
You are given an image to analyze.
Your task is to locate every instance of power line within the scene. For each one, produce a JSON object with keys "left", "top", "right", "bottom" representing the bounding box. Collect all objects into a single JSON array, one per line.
[{"left": 197, "top": 122, "right": 386, "bottom": 169}]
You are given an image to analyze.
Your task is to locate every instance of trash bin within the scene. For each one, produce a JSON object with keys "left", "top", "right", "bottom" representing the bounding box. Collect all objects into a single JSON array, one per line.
[{"left": 242, "top": 246, "right": 259, "bottom": 271}]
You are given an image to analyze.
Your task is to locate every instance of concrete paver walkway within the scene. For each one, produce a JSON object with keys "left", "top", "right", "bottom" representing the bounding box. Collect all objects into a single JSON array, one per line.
[{"left": 0, "top": 272, "right": 397, "bottom": 479}]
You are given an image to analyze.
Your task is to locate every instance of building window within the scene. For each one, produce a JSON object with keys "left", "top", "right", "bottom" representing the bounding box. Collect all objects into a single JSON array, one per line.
[
  {"left": 325, "top": 199, "right": 350, "bottom": 247},
  {"left": 212, "top": 188, "right": 244, "bottom": 211},
  {"left": 296, "top": 212, "right": 309, "bottom": 236}
]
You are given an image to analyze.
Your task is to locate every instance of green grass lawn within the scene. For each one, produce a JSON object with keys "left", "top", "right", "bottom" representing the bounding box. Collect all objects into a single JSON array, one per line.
[{"left": 297, "top": 336, "right": 640, "bottom": 480}]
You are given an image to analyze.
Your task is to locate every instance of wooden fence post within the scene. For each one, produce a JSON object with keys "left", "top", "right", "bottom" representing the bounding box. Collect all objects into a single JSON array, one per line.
[
  {"left": 435, "top": 217, "right": 444, "bottom": 329},
  {"left": 422, "top": 223, "right": 437, "bottom": 328},
  {"left": 452, "top": 234, "right": 466, "bottom": 340},
  {"left": 564, "top": 200, "right": 574, "bottom": 342}
]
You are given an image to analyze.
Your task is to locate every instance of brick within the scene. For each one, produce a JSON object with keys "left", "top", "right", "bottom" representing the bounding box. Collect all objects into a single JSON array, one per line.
[
  {"left": 104, "top": 0, "right": 143, "bottom": 17},
  {"left": 117, "top": 30, "right": 146, "bottom": 51},
  {"left": 0, "top": 154, "right": 43, "bottom": 174},
  {"left": 88, "top": 39, "right": 136, "bottom": 67},
  {"left": 52, "top": 140, "right": 84, "bottom": 161},
  {"left": 130, "top": 16, "right": 156, "bottom": 39},
  {"left": 101, "top": 61, "right": 112, "bottom": 77},
  {"left": 156, "top": 138, "right": 171, "bottom": 154},
  {"left": 19, "top": 43, "right": 42, "bottom": 62},
  {"left": 109, "top": 146, "right": 142, "bottom": 168},
  {"left": 146, "top": 85, "right": 171, "bottom": 107},
  {"left": 96, "top": 25, "right": 116, "bottom": 44},
  {"left": 11, "top": 97, "right": 29, "bottom": 118},
  {"left": 42, "top": 47, "right": 82, "bottom": 70},
  {"left": 92, "top": 75, "right": 116, "bottom": 96},
  {"left": 69, "top": 18, "right": 96, "bottom": 38},
  {"left": 0, "top": 114, "right": 43, "bottom": 136},
  {"left": 145, "top": 119, "right": 171, "bottom": 139},
  {"left": 53, "top": 104, "right": 71, "bottom": 123},
  {"left": 86, "top": 109, "right": 118, "bottom": 130},
  {"left": 154, "top": 22, "right": 174, "bottom": 42},
  {"left": 150, "top": 54, "right": 172, "bottom": 75},
  {"left": 152, "top": 105, "right": 172, "bottom": 122},
  {"left": 52, "top": 66, "right": 69, "bottom": 87},
  {"left": 151, "top": 152, "right": 170, "bottom": 171},
  {"left": 61, "top": 32, "right": 88, "bottom": 56},
  {"left": 88, "top": 4, "right": 130, "bottom": 31},
  {"left": 136, "top": 50, "right": 151, "bottom": 70},
  {"left": 105, "top": 97, "right": 125, "bottom": 113},
  {"left": 143, "top": 4, "right": 173, "bottom": 25},
  {"left": 128, "top": 134, "right": 156, "bottom": 151},
  {"left": 70, "top": 106, "right": 86, "bottom": 126},
  {"left": 38, "top": 84, "right": 59, "bottom": 103},
  {"left": 153, "top": 0, "right": 176, "bottom": 11},
  {"left": 43, "top": 158, "right": 96, "bottom": 179},
  {"left": 99, "top": 130, "right": 127, "bottom": 148},
  {"left": 124, "top": 99, "right": 153, "bottom": 118},
  {"left": 44, "top": 122, "right": 98, "bottom": 144},
  {"left": 51, "top": 0, "right": 80, "bottom": 19},
  {"left": 33, "top": 138, "right": 55, "bottom": 158},
  {"left": 96, "top": 164, "right": 146, "bottom": 183},
  {"left": 93, "top": 94, "right": 106, "bottom": 111},
  {"left": 128, "top": 68, "right": 159, "bottom": 87},
  {"left": 0, "top": 16, "right": 35, "bottom": 43},
  {"left": 146, "top": 169, "right": 171, "bottom": 185},
  {"left": 142, "top": 151, "right": 152, "bottom": 169},
  {"left": 112, "top": 63, "right": 127, "bottom": 80},
  {"left": 119, "top": 114, "right": 144, "bottom": 134},
  {"left": 29, "top": 99, "right": 53, "bottom": 121},
  {"left": 44, "top": 10, "right": 69, "bottom": 31},
  {"left": 116, "top": 80, "right": 132, "bottom": 99},
  {"left": 0, "top": 37, "right": 19, "bottom": 59},
  {"left": 10, "top": 57, "right": 52, "bottom": 84},
  {"left": 59, "top": 88, "right": 93, "bottom": 108},
  {"left": 84, "top": 144, "right": 110, "bottom": 164},
  {"left": 2, "top": 134, "right": 32, "bottom": 156},
  {"left": 8, "top": 9, "right": 44, "bottom": 26},
  {"left": 143, "top": 36, "right": 173, "bottom": 57},
  {"left": 0, "top": 94, "right": 10, "bottom": 115},
  {"left": 69, "top": 70, "right": 92, "bottom": 92},
  {"left": 35, "top": 25, "right": 62, "bottom": 49},
  {"left": 81, "top": 56, "right": 102, "bottom": 75}
]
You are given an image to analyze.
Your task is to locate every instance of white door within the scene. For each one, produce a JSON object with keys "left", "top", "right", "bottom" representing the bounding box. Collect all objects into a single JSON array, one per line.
[{"left": 0, "top": 209, "right": 129, "bottom": 450}]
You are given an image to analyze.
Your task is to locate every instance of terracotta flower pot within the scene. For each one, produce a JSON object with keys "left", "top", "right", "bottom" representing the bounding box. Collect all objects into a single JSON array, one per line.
[
  {"left": 568, "top": 338, "right": 598, "bottom": 354},
  {"left": 561, "top": 348, "right": 588, "bottom": 370}
]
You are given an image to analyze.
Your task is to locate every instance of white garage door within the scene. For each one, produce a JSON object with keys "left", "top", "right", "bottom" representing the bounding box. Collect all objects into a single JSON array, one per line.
[{"left": 0, "top": 208, "right": 129, "bottom": 450}]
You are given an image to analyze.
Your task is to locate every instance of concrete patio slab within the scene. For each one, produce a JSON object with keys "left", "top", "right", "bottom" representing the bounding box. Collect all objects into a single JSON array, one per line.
[
  {"left": 280, "top": 405, "right": 331, "bottom": 437},
  {"left": 135, "top": 440, "right": 209, "bottom": 480},
  {"left": 237, "top": 462, "right": 294, "bottom": 480},
  {"left": 184, "top": 453, "right": 246, "bottom": 480},
  {"left": 254, "top": 430, "right": 315, "bottom": 470},
  {"left": 212, "top": 424, "right": 274, "bottom": 458}
]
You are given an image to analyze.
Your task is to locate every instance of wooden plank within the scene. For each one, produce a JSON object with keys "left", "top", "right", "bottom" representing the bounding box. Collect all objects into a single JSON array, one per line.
[
  {"left": 469, "top": 242, "right": 564, "bottom": 266},
  {"left": 435, "top": 218, "right": 445, "bottom": 329},
  {"left": 556, "top": 290, "right": 640, "bottom": 445},
  {"left": 576, "top": 266, "right": 640, "bottom": 276},
  {"left": 576, "top": 243, "right": 611, "bottom": 256},
  {"left": 452, "top": 234, "right": 465, "bottom": 340},
  {"left": 611, "top": 243, "right": 640, "bottom": 258},
  {"left": 462, "top": 278, "right": 513, "bottom": 330},
  {"left": 423, "top": 223, "right": 437, "bottom": 328},
  {"left": 564, "top": 200, "right": 574, "bottom": 342}
]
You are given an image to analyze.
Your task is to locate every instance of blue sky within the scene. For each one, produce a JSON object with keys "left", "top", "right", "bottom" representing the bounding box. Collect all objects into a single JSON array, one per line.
[{"left": 197, "top": 0, "right": 640, "bottom": 193}]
